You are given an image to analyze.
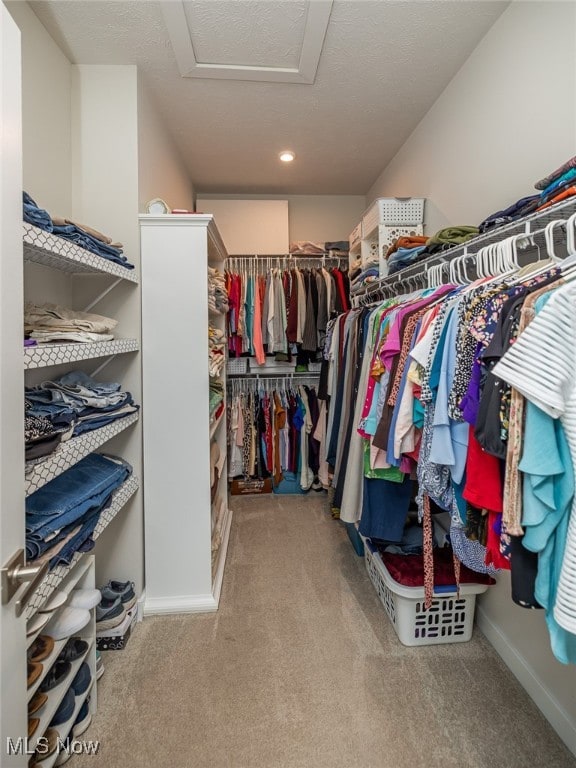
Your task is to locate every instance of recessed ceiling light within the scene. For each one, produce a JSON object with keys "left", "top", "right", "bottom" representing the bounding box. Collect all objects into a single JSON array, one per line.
[{"left": 279, "top": 151, "right": 295, "bottom": 163}]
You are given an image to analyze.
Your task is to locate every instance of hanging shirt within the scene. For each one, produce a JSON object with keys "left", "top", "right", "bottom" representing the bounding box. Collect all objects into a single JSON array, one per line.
[{"left": 494, "top": 282, "right": 576, "bottom": 637}]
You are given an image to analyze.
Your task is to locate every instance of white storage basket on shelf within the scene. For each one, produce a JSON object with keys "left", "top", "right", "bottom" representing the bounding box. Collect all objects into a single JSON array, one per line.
[
  {"left": 362, "top": 197, "right": 425, "bottom": 236},
  {"left": 227, "top": 357, "right": 248, "bottom": 375},
  {"left": 363, "top": 537, "right": 489, "bottom": 647}
]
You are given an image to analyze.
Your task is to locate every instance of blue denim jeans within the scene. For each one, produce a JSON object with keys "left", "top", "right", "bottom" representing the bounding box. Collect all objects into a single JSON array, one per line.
[
  {"left": 73, "top": 405, "right": 138, "bottom": 436},
  {"left": 23, "top": 192, "right": 53, "bottom": 232},
  {"left": 51, "top": 224, "right": 133, "bottom": 268},
  {"left": 57, "top": 370, "right": 121, "bottom": 396},
  {"left": 50, "top": 498, "right": 109, "bottom": 568},
  {"left": 26, "top": 454, "right": 131, "bottom": 539}
]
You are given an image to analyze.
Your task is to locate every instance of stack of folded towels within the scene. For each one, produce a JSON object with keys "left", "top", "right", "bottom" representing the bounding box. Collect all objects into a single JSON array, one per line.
[{"left": 25, "top": 302, "right": 117, "bottom": 345}]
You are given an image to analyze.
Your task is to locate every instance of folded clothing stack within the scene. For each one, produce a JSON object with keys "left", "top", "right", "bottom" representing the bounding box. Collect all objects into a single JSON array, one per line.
[
  {"left": 350, "top": 266, "right": 380, "bottom": 294},
  {"left": 26, "top": 453, "right": 132, "bottom": 569},
  {"left": 25, "top": 370, "right": 139, "bottom": 455},
  {"left": 533, "top": 154, "right": 576, "bottom": 212},
  {"left": 209, "top": 327, "right": 226, "bottom": 378},
  {"left": 208, "top": 267, "right": 229, "bottom": 314},
  {"left": 23, "top": 192, "right": 134, "bottom": 269},
  {"left": 289, "top": 240, "right": 326, "bottom": 256},
  {"left": 476, "top": 155, "right": 576, "bottom": 235},
  {"left": 210, "top": 378, "right": 224, "bottom": 424},
  {"left": 25, "top": 401, "right": 74, "bottom": 461},
  {"left": 25, "top": 302, "right": 117, "bottom": 344},
  {"left": 383, "top": 229, "right": 480, "bottom": 275},
  {"left": 289, "top": 240, "right": 349, "bottom": 257},
  {"left": 324, "top": 240, "right": 349, "bottom": 257},
  {"left": 478, "top": 195, "right": 540, "bottom": 234}
]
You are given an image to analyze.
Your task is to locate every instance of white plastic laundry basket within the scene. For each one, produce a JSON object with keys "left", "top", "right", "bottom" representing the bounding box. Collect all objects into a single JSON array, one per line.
[{"left": 363, "top": 538, "right": 488, "bottom": 646}]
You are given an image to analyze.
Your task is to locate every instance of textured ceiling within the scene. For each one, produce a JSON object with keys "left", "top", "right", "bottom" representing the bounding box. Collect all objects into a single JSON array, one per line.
[
  {"left": 184, "top": 0, "right": 307, "bottom": 68},
  {"left": 29, "top": 0, "right": 509, "bottom": 195}
]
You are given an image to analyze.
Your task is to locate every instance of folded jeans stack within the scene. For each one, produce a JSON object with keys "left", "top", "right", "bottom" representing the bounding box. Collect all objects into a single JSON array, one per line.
[
  {"left": 26, "top": 453, "right": 132, "bottom": 569},
  {"left": 208, "top": 267, "right": 229, "bottom": 314},
  {"left": 25, "top": 302, "right": 117, "bottom": 344},
  {"left": 23, "top": 192, "right": 134, "bottom": 269},
  {"left": 25, "top": 370, "right": 139, "bottom": 449}
]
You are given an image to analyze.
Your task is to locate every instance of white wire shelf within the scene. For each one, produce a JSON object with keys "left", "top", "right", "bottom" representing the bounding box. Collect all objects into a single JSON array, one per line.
[
  {"left": 25, "top": 475, "right": 139, "bottom": 619},
  {"left": 24, "top": 338, "right": 139, "bottom": 370},
  {"left": 355, "top": 196, "right": 576, "bottom": 303},
  {"left": 26, "top": 412, "right": 139, "bottom": 496},
  {"left": 23, "top": 222, "right": 138, "bottom": 283}
]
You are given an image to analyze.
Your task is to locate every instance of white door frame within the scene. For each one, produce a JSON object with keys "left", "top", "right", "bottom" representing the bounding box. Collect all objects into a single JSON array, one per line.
[{"left": 0, "top": 5, "right": 26, "bottom": 766}]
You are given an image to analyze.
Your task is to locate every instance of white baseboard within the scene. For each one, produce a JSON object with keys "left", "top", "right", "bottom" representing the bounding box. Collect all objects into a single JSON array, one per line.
[
  {"left": 212, "top": 508, "right": 233, "bottom": 607},
  {"left": 143, "top": 593, "right": 218, "bottom": 615},
  {"left": 136, "top": 590, "right": 146, "bottom": 622},
  {"left": 476, "top": 606, "right": 576, "bottom": 756}
]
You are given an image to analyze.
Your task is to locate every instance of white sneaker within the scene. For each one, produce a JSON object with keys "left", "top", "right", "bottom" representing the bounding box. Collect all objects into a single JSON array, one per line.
[
  {"left": 44, "top": 607, "right": 91, "bottom": 641},
  {"left": 67, "top": 588, "right": 102, "bottom": 610}
]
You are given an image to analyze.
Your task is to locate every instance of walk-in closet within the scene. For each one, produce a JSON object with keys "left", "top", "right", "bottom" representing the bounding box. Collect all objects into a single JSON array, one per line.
[{"left": 1, "top": 1, "right": 576, "bottom": 767}]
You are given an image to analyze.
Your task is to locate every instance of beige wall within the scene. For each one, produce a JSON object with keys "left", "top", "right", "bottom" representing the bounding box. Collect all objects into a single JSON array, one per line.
[
  {"left": 367, "top": 1, "right": 576, "bottom": 236},
  {"left": 6, "top": 0, "right": 72, "bottom": 215},
  {"left": 137, "top": 77, "right": 195, "bottom": 214},
  {"left": 366, "top": 0, "right": 576, "bottom": 751},
  {"left": 198, "top": 193, "right": 366, "bottom": 245}
]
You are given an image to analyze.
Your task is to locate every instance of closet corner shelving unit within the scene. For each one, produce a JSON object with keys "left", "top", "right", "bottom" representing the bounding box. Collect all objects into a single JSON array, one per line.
[{"left": 140, "top": 214, "right": 232, "bottom": 615}]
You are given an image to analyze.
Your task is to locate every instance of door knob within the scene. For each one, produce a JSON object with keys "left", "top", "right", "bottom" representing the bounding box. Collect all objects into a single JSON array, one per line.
[{"left": 1, "top": 549, "right": 48, "bottom": 616}]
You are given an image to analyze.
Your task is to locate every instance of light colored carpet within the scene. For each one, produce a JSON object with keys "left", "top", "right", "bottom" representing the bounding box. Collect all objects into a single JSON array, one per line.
[{"left": 77, "top": 495, "right": 576, "bottom": 768}]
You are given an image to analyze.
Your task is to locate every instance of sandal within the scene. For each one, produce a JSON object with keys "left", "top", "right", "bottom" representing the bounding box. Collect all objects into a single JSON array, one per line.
[
  {"left": 34, "top": 728, "right": 58, "bottom": 762},
  {"left": 39, "top": 660, "right": 71, "bottom": 693},
  {"left": 27, "top": 661, "right": 43, "bottom": 689},
  {"left": 28, "top": 718, "right": 40, "bottom": 738},
  {"left": 57, "top": 637, "right": 88, "bottom": 663},
  {"left": 28, "top": 691, "right": 48, "bottom": 715},
  {"left": 29, "top": 635, "right": 55, "bottom": 663}
]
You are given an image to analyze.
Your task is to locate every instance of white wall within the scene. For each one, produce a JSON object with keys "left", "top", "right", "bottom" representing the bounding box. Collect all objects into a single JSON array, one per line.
[
  {"left": 6, "top": 0, "right": 72, "bottom": 215},
  {"left": 366, "top": 0, "right": 576, "bottom": 752},
  {"left": 196, "top": 198, "right": 289, "bottom": 254},
  {"left": 70, "top": 64, "right": 144, "bottom": 595},
  {"left": 198, "top": 193, "right": 366, "bottom": 245},
  {"left": 137, "top": 77, "right": 195, "bottom": 213},
  {"left": 366, "top": 1, "right": 576, "bottom": 236}
]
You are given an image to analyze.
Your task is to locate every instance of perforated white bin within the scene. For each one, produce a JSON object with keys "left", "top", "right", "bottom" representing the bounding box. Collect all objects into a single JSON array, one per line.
[
  {"left": 363, "top": 537, "right": 488, "bottom": 646},
  {"left": 362, "top": 197, "right": 425, "bottom": 234}
]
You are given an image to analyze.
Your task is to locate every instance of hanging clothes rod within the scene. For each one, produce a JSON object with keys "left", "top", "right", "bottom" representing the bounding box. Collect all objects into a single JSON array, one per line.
[
  {"left": 353, "top": 215, "right": 570, "bottom": 306},
  {"left": 228, "top": 370, "right": 321, "bottom": 379},
  {"left": 228, "top": 253, "right": 348, "bottom": 260}
]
